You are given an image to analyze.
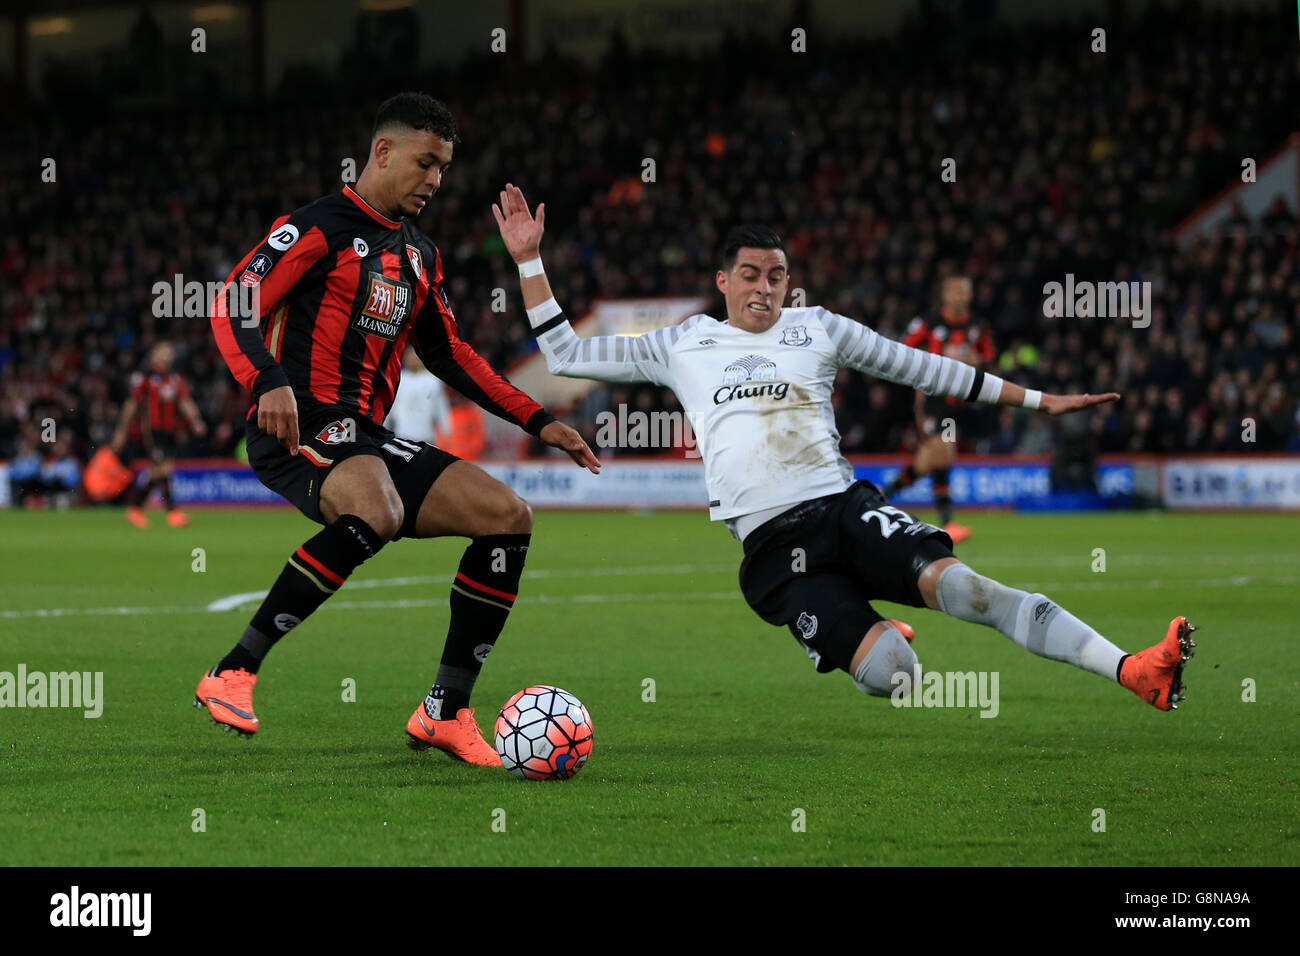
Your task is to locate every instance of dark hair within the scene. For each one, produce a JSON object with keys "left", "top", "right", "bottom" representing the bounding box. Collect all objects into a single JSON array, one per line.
[
  {"left": 372, "top": 92, "right": 461, "bottom": 145},
  {"left": 720, "top": 224, "right": 786, "bottom": 271}
]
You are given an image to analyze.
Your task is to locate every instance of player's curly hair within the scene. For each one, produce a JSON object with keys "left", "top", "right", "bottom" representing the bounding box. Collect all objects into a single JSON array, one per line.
[
  {"left": 720, "top": 224, "right": 786, "bottom": 271},
  {"left": 372, "top": 92, "right": 461, "bottom": 145}
]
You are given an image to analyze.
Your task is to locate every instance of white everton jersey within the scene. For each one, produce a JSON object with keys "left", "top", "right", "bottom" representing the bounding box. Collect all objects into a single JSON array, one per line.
[{"left": 532, "top": 304, "right": 1002, "bottom": 533}]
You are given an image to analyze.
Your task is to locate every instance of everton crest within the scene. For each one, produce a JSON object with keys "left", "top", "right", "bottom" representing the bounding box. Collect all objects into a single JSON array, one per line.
[{"left": 781, "top": 325, "right": 811, "bottom": 347}]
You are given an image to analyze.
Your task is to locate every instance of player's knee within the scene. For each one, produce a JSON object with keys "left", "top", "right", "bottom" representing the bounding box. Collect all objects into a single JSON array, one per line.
[
  {"left": 852, "top": 628, "right": 920, "bottom": 698},
  {"left": 508, "top": 495, "right": 533, "bottom": 534},
  {"left": 375, "top": 501, "right": 404, "bottom": 541},
  {"left": 484, "top": 490, "right": 531, "bottom": 534},
  {"left": 348, "top": 496, "right": 403, "bottom": 542}
]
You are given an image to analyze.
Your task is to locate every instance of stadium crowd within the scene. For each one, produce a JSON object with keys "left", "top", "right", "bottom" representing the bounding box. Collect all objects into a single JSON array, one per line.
[{"left": 1, "top": 3, "right": 1297, "bottom": 496}]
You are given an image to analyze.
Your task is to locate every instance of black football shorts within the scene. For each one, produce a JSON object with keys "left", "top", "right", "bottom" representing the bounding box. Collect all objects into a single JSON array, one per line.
[
  {"left": 738, "top": 480, "right": 954, "bottom": 674},
  {"left": 245, "top": 396, "right": 458, "bottom": 540},
  {"left": 123, "top": 430, "right": 179, "bottom": 463}
]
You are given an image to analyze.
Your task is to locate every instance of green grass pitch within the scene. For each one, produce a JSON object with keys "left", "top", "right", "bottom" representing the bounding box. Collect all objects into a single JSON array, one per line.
[{"left": 1, "top": 507, "right": 1297, "bottom": 866}]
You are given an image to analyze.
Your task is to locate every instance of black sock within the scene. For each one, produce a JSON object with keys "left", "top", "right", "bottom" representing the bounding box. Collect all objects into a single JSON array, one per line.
[
  {"left": 127, "top": 476, "right": 147, "bottom": 507},
  {"left": 215, "top": 514, "right": 385, "bottom": 675},
  {"left": 933, "top": 468, "right": 952, "bottom": 525},
  {"left": 884, "top": 465, "right": 917, "bottom": 496},
  {"left": 425, "top": 533, "right": 531, "bottom": 719},
  {"left": 142, "top": 476, "right": 164, "bottom": 508},
  {"left": 161, "top": 476, "right": 175, "bottom": 510}
]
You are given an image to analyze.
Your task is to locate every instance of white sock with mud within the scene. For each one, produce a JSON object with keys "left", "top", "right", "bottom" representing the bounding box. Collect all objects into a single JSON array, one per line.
[
  {"left": 935, "top": 563, "right": 1125, "bottom": 681},
  {"left": 853, "top": 626, "right": 921, "bottom": 697}
]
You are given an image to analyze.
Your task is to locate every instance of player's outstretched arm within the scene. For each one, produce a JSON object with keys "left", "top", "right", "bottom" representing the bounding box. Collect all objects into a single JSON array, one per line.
[
  {"left": 821, "top": 310, "right": 1119, "bottom": 417},
  {"left": 180, "top": 390, "right": 208, "bottom": 439},
  {"left": 825, "top": 309, "right": 1005, "bottom": 404},
  {"left": 493, "top": 183, "right": 677, "bottom": 386},
  {"left": 991, "top": 380, "right": 1122, "bottom": 416}
]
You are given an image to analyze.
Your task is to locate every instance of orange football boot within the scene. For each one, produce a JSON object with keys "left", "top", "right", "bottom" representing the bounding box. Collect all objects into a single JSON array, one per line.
[
  {"left": 194, "top": 666, "right": 259, "bottom": 735},
  {"left": 1120, "top": 616, "right": 1197, "bottom": 711},
  {"left": 166, "top": 509, "right": 190, "bottom": 528},
  {"left": 407, "top": 704, "right": 502, "bottom": 766},
  {"left": 888, "top": 619, "right": 916, "bottom": 644},
  {"left": 944, "top": 522, "right": 972, "bottom": 544},
  {"left": 126, "top": 506, "right": 149, "bottom": 528}
]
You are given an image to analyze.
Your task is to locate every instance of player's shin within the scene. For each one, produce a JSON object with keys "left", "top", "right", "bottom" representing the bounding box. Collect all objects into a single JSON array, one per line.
[
  {"left": 423, "top": 533, "right": 531, "bottom": 719},
  {"left": 852, "top": 626, "right": 921, "bottom": 697},
  {"left": 214, "top": 514, "right": 386, "bottom": 674},
  {"left": 934, "top": 563, "right": 1125, "bottom": 680}
]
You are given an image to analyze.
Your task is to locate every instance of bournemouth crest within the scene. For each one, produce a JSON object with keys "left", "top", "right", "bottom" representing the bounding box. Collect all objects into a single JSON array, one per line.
[{"left": 316, "top": 419, "right": 355, "bottom": 445}]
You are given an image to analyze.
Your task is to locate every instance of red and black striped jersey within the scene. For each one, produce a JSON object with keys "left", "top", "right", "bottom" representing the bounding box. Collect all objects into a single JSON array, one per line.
[
  {"left": 902, "top": 309, "right": 996, "bottom": 366},
  {"left": 129, "top": 370, "right": 189, "bottom": 435},
  {"left": 211, "top": 184, "right": 554, "bottom": 435}
]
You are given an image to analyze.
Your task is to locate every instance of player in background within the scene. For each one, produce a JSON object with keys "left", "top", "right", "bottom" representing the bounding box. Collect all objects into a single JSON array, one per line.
[
  {"left": 495, "top": 186, "right": 1195, "bottom": 712},
  {"left": 881, "top": 276, "right": 994, "bottom": 544},
  {"left": 384, "top": 345, "right": 451, "bottom": 443},
  {"left": 204, "top": 94, "right": 599, "bottom": 765},
  {"left": 111, "top": 341, "right": 207, "bottom": 528}
]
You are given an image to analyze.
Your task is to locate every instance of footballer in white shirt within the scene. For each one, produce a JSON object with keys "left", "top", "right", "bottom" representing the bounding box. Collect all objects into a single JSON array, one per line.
[{"left": 493, "top": 183, "right": 1196, "bottom": 712}]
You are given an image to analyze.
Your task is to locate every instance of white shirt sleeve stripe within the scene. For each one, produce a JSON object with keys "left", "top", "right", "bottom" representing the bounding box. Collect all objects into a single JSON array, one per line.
[
  {"left": 818, "top": 309, "right": 988, "bottom": 401},
  {"left": 535, "top": 312, "right": 681, "bottom": 386}
]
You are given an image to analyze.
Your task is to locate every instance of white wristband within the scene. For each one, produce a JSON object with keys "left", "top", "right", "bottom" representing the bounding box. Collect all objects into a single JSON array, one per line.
[
  {"left": 1022, "top": 389, "right": 1042, "bottom": 410},
  {"left": 518, "top": 257, "right": 544, "bottom": 278}
]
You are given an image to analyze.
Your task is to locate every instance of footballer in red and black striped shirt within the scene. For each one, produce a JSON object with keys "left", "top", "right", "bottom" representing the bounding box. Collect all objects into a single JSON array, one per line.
[
  {"left": 111, "top": 341, "right": 208, "bottom": 529},
  {"left": 883, "top": 275, "right": 996, "bottom": 543},
  {"left": 201, "top": 92, "right": 599, "bottom": 763}
]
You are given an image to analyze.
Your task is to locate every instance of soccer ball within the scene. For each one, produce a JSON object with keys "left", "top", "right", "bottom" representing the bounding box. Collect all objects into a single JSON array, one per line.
[{"left": 494, "top": 685, "right": 594, "bottom": 780}]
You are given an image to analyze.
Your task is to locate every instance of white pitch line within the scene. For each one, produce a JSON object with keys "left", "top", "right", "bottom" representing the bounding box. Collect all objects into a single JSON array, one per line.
[
  {"left": 960, "top": 552, "right": 1296, "bottom": 568},
  {"left": 2, "top": 573, "right": 1296, "bottom": 621},
  {"left": 204, "top": 554, "right": 1294, "bottom": 610},
  {"left": 0, "top": 604, "right": 210, "bottom": 620},
  {"left": 0, "top": 592, "right": 743, "bottom": 619},
  {"left": 206, "top": 590, "right": 272, "bottom": 612},
  {"left": 203, "top": 563, "right": 737, "bottom": 611},
  {"left": 324, "top": 591, "right": 743, "bottom": 612}
]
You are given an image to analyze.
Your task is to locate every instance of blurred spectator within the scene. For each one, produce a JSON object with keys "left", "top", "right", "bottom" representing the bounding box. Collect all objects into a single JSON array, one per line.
[
  {"left": 8, "top": 434, "right": 80, "bottom": 508},
  {"left": 41, "top": 440, "right": 82, "bottom": 508},
  {"left": 440, "top": 394, "right": 486, "bottom": 461},
  {"left": 7, "top": 436, "right": 44, "bottom": 506}
]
